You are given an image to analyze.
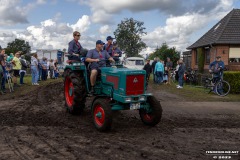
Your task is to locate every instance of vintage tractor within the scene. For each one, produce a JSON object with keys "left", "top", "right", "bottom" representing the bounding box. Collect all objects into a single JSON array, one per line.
[{"left": 64, "top": 59, "right": 162, "bottom": 131}]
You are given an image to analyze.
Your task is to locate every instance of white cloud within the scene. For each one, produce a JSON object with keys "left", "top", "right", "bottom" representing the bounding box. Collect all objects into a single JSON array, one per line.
[
  {"left": 99, "top": 25, "right": 111, "bottom": 34},
  {"left": 0, "top": 0, "right": 53, "bottom": 26},
  {"left": 37, "top": 0, "right": 47, "bottom": 4},
  {"left": 70, "top": 15, "right": 91, "bottom": 33},
  {"left": 0, "top": 0, "right": 29, "bottom": 25},
  {"left": 141, "top": 0, "right": 235, "bottom": 53},
  {"left": 81, "top": 0, "right": 226, "bottom": 24},
  {"left": 0, "top": 15, "right": 92, "bottom": 50}
]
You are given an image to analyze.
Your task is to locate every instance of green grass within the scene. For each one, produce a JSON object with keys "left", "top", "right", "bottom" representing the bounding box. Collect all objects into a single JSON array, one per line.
[
  {"left": 149, "top": 75, "right": 240, "bottom": 102},
  {"left": 1, "top": 75, "right": 62, "bottom": 100}
]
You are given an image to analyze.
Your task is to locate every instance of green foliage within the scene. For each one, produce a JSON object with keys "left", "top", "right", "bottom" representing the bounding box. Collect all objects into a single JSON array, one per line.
[
  {"left": 114, "top": 18, "right": 147, "bottom": 57},
  {"left": 148, "top": 43, "right": 180, "bottom": 67},
  {"left": 224, "top": 71, "right": 240, "bottom": 93},
  {"left": 197, "top": 48, "right": 205, "bottom": 73},
  {"left": 5, "top": 39, "right": 31, "bottom": 55}
]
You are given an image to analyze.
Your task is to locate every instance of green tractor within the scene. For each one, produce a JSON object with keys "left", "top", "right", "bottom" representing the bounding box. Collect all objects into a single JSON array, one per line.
[{"left": 64, "top": 59, "right": 162, "bottom": 131}]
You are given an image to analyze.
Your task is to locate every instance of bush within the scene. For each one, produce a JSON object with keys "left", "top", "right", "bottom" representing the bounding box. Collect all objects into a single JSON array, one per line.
[
  {"left": 197, "top": 48, "right": 205, "bottom": 74},
  {"left": 224, "top": 71, "right": 240, "bottom": 93}
]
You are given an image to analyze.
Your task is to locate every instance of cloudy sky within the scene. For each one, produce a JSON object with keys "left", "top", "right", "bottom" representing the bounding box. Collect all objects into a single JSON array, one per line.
[{"left": 0, "top": 0, "right": 239, "bottom": 55}]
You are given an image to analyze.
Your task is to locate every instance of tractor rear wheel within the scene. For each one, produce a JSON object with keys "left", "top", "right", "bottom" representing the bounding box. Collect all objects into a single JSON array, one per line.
[
  {"left": 139, "top": 96, "right": 162, "bottom": 126},
  {"left": 92, "top": 98, "right": 112, "bottom": 131},
  {"left": 64, "top": 70, "right": 86, "bottom": 114}
]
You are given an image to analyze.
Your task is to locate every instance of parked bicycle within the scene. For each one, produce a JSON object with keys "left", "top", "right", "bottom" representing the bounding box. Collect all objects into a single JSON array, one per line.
[
  {"left": 203, "top": 68, "right": 230, "bottom": 96},
  {"left": 184, "top": 68, "right": 198, "bottom": 85}
]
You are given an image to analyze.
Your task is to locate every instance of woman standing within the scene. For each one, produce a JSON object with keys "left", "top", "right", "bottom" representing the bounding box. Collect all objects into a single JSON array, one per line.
[
  {"left": 177, "top": 59, "right": 185, "bottom": 89},
  {"left": 154, "top": 58, "right": 164, "bottom": 84},
  {"left": 19, "top": 55, "right": 27, "bottom": 85},
  {"left": 31, "top": 54, "right": 39, "bottom": 85}
]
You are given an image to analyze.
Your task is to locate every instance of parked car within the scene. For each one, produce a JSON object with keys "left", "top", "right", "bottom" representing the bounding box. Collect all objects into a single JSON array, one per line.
[{"left": 123, "top": 57, "right": 145, "bottom": 70}]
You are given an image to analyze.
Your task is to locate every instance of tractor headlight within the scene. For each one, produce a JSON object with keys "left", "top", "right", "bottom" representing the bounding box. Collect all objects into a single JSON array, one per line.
[
  {"left": 124, "top": 97, "right": 132, "bottom": 102},
  {"left": 139, "top": 96, "right": 146, "bottom": 101}
]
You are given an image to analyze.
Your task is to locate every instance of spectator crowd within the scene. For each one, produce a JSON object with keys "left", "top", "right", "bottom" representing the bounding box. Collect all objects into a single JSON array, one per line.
[
  {"left": 0, "top": 46, "right": 60, "bottom": 95},
  {"left": 143, "top": 57, "right": 185, "bottom": 89}
]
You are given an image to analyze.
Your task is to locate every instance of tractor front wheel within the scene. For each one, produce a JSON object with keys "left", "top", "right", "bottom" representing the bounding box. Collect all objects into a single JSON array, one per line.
[
  {"left": 92, "top": 98, "right": 112, "bottom": 131},
  {"left": 64, "top": 70, "right": 86, "bottom": 114},
  {"left": 139, "top": 96, "right": 162, "bottom": 126}
]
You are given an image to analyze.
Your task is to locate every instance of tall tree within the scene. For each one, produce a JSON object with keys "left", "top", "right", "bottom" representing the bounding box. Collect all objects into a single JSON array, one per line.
[
  {"left": 5, "top": 39, "right": 31, "bottom": 55},
  {"left": 114, "top": 18, "right": 147, "bottom": 57},
  {"left": 149, "top": 43, "right": 180, "bottom": 67}
]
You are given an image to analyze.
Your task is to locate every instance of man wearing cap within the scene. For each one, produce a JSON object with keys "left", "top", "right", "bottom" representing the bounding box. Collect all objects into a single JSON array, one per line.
[
  {"left": 103, "top": 36, "right": 114, "bottom": 55},
  {"left": 209, "top": 56, "right": 225, "bottom": 80},
  {"left": 110, "top": 41, "right": 122, "bottom": 62},
  {"left": 68, "top": 31, "right": 82, "bottom": 61},
  {"left": 86, "top": 40, "right": 115, "bottom": 94}
]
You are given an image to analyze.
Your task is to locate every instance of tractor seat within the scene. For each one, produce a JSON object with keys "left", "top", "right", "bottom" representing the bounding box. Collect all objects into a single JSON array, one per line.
[{"left": 66, "top": 60, "right": 81, "bottom": 64}]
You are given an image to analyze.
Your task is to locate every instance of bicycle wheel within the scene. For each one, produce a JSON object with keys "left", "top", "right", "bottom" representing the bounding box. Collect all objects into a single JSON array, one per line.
[
  {"left": 203, "top": 78, "right": 214, "bottom": 93},
  {"left": 215, "top": 80, "right": 230, "bottom": 97}
]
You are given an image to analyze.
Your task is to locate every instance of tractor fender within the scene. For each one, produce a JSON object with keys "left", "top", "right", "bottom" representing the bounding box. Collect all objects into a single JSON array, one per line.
[{"left": 90, "top": 96, "right": 111, "bottom": 110}]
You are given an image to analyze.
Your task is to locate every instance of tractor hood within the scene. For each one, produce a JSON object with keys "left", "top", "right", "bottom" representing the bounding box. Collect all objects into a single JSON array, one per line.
[{"left": 101, "top": 67, "right": 146, "bottom": 98}]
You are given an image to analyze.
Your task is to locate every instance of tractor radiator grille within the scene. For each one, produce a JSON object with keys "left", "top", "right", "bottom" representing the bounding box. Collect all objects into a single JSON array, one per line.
[{"left": 126, "top": 75, "right": 144, "bottom": 96}]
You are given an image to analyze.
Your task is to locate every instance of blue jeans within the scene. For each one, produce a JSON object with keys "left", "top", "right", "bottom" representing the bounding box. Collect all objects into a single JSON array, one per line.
[
  {"left": 178, "top": 73, "right": 184, "bottom": 87},
  {"left": 20, "top": 72, "right": 25, "bottom": 84},
  {"left": 31, "top": 66, "right": 38, "bottom": 84},
  {"left": 38, "top": 68, "right": 42, "bottom": 81},
  {"left": 156, "top": 71, "right": 163, "bottom": 83},
  {"left": 42, "top": 69, "right": 47, "bottom": 80},
  {"left": 1, "top": 71, "right": 7, "bottom": 90}
]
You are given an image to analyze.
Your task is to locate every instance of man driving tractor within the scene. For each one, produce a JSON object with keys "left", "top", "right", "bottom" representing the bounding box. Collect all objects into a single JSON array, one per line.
[{"left": 85, "top": 40, "right": 115, "bottom": 94}]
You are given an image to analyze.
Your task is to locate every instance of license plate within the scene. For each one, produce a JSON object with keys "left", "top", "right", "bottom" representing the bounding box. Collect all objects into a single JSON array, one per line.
[{"left": 130, "top": 103, "right": 140, "bottom": 110}]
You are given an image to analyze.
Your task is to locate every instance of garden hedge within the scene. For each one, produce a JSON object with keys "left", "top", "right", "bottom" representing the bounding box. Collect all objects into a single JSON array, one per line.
[
  {"left": 224, "top": 71, "right": 240, "bottom": 93},
  {"left": 197, "top": 48, "right": 205, "bottom": 74}
]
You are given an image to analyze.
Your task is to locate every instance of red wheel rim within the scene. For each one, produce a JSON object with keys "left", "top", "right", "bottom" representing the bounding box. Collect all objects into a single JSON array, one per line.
[
  {"left": 94, "top": 104, "right": 105, "bottom": 127},
  {"left": 144, "top": 113, "right": 153, "bottom": 122},
  {"left": 65, "top": 77, "right": 74, "bottom": 107}
]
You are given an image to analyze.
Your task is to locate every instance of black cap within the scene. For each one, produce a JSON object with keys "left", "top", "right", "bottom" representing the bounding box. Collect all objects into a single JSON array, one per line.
[
  {"left": 96, "top": 40, "right": 105, "bottom": 45},
  {"left": 106, "top": 36, "right": 114, "bottom": 41}
]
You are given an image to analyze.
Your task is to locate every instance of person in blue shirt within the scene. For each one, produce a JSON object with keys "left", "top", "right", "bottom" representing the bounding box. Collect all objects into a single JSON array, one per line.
[
  {"left": 103, "top": 36, "right": 114, "bottom": 55},
  {"left": 68, "top": 31, "right": 82, "bottom": 61},
  {"left": 209, "top": 56, "right": 225, "bottom": 83},
  {"left": 110, "top": 41, "right": 122, "bottom": 62},
  {"left": 177, "top": 59, "right": 185, "bottom": 89},
  {"left": 86, "top": 40, "right": 115, "bottom": 93},
  {"left": 41, "top": 57, "right": 48, "bottom": 81},
  {"left": 154, "top": 58, "right": 164, "bottom": 84}
]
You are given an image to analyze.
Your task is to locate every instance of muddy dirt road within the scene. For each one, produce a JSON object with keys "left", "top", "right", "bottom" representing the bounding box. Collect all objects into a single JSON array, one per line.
[{"left": 0, "top": 82, "right": 239, "bottom": 160}]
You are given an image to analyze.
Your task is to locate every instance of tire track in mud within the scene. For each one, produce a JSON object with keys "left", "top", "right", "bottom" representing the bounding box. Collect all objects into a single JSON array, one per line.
[{"left": 0, "top": 82, "right": 240, "bottom": 160}]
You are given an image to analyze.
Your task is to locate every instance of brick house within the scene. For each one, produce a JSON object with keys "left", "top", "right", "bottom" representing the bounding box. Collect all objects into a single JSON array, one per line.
[{"left": 187, "top": 9, "right": 240, "bottom": 71}]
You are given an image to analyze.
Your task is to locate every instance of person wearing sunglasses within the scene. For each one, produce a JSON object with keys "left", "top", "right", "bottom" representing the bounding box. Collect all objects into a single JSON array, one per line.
[{"left": 68, "top": 31, "right": 82, "bottom": 61}]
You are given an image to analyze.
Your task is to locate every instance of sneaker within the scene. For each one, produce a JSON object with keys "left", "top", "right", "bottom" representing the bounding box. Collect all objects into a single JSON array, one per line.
[
  {"left": 177, "top": 86, "right": 183, "bottom": 89},
  {"left": 176, "top": 85, "right": 180, "bottom": 87},
  {"left": 35, "top": 83, "right": 39, "bottom": 85}
]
